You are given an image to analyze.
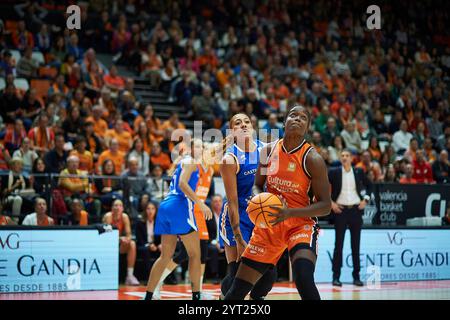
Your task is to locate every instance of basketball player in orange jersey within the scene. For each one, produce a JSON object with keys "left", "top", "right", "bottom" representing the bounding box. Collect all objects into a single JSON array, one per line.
[
  {"left": 152, "top": 143, "right": 215, "bottom": 300},
  {"left": 224, "top": 105, "right": 332, "bottom": 300},
  {"left": 103, "top": 199, "right": 140, "bottom": 286},
  {"left": 220, "top": 113, "right": 277, "bottom": 300}
]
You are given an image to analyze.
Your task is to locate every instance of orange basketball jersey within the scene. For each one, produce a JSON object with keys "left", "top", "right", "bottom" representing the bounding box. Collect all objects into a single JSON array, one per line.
[
  {"left": 241, "top": 139, "right": 319, "bottom": 265},
  {"left": 266, "top": 139, "right": 314, "bottom": 217},
  {"left": 194, "top": 164, "right": 214, "bottom": 240}
]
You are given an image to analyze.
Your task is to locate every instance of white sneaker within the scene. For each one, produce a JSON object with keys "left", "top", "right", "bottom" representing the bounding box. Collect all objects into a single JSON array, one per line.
[
  {"left": 200, "top": 292, "right": 216, "bottom": 300},
  {"left": 125, "top": 275, "right": 140, "bottom": 286},
  {"left": 153, "top": 290, "right": 161, "bottom": 300}
]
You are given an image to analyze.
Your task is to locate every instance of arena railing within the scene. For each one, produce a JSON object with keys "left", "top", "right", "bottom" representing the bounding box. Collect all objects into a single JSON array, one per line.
[{"left": 0, "top": 171, "right": 172, "bottom": 224}]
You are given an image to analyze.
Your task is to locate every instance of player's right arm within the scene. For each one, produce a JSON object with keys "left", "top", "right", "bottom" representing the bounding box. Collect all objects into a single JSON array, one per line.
[
  {"left": 220, "top": 154, "right": 246, "bottom": 256},
  {"left": 179, "top": 162, "right": 212, "bottom": 220}
]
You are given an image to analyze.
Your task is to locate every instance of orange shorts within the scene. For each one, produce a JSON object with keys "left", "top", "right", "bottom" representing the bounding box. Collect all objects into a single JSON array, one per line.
[
  {"left": 242, "top": 217, "right": 319, "bottom": 265},
  {"left": 194, "top": 206, "right": 209, "bottom": 240}
]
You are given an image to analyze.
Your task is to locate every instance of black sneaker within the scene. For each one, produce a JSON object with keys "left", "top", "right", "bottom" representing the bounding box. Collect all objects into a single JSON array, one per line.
[
  {"left": 332, "top": 279, "right": 342, "bottom": 287},
  {"left": 353, "top": 279, "right": 364, "bottom": 287}
]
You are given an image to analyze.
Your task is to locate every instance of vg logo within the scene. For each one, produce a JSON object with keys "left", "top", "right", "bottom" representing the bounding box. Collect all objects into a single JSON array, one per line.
[
  {"left": 387, "top": 232, "right": 403, "bottom": 246},
  {"left": 0, "top": 233, "right": 20, "bottom": 250}
]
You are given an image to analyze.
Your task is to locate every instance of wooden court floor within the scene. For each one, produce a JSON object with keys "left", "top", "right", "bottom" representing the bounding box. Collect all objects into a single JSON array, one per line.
[{"left": 1, "top": 280, "right": 450, "bottom": 300}]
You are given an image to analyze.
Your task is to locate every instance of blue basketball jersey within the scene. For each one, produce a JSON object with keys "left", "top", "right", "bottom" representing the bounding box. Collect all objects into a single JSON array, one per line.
[
  {"left": 225, "top": 139, "right": 265, "bottom": 207},
  {"left": 219, "top": 139, "right": 265, "bottom": 246},
  {"left": 167, "top": 156, "right": 200, "bottom": 198}
]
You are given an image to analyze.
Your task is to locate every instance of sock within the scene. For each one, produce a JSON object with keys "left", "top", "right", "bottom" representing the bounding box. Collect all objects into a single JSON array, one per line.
[
  {"left": 155, "top": 268, "right": 172, "bottom": 294},
  {"left": 200, "top": 276, "right": 204, "bottom": 291},
  {"left": 127, "top": 268, "right": 134, "bottom": 277},
  {"left": 220, "top": 262, "right": 239, "bottom": 296},
  {"left": 144, "top": 291, "right": 153, "bottom": 300},
  {"left": 250, "top": 267, "right": 277, "bottom": 300},
  {"left": 224, "top": 278, "right": 254, "bottom": 300},
  {"left": 192, "top": 291, "right": 201, "bottom": 300},
  {"left": 293, "top": 258, "right": 321, "bottom": 300}
]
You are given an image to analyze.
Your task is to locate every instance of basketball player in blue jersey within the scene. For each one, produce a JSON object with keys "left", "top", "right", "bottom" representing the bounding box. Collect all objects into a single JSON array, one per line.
[
  {"left": 219, "top": 113, "right": 277, "bottom": 300},
  {"left": 144, "top": 139, "right": 212, "bottom": 300}
]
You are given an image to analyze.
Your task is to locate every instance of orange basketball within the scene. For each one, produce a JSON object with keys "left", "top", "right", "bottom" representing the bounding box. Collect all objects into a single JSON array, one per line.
[{"left": 246, "top": 192, "right": 283, "bottom": 229}]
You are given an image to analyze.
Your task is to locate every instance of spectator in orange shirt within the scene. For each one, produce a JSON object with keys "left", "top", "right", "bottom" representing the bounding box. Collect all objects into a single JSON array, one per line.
[
  {"left": 95, "top": 159, "right": 123, "bottom": 209},
  {"left": 12, "top": 20, "right": 34, "bottom": 51},
  {"left": 97, "top": 138, "right": 126, "bottom": 174},
  {"left": 83, "top": 121, "right": 103, "bottom": 162},
  {"left": 86, "top": 105, "right": 108, "bottom": 138},
  {"left": 367, "top": 136, "right": 382, "bottom": 162},
  {"left": 198, "top": 44, "right": 218, "bottom": 71},
  {"left": 58, "top": 155, "right": 102, "bottom": 220},
  {"left": 263, "top": 88, "right": 280, "bottom": 110},
  {"left": 272, "top": 77, "right": 290, "bottom": 100},
  {"left": 28, "top": 113, "right": 55, "bottom": 155},
  {"left": 0, "top": 202, "right": 15, "bottom": 225},
  {"left": 216, "top": 62, "right": 234, "bottom": 88},
  {"left": 98, "top": 87, "right": 116, "bottom": 122},
  {"left": 63, "top": 198, "right": 89, "bottom": 226},
  {"left": 69, "top": 136, "right": 94, "bottom": 174},
  {"left": 48, "top": 74, "right": 70, "bottom": 98},
  {"left": 423, "top": 138, "right": 437, "bottom": 163},
  {"left": 84, "top": 61, "right": 104, "bottom": 94},
  {"left": 134, "top": 122, "right": 153, "bottom": 156},
  {"left": 105, "top": 119, "right": 132, "bottom": 153},
  {"left": 330, "top": 93, "right": 352, "bottom": 117},
  {"left": 356, "top": 150, "right": 383, "bottom": 182},
  {"left": 399, "top": 164, "right": 418, "bottom": 184},
  {"left": 103, "top": 65, "right": 125, "bottom": 93},
  {"left": 133, "top": 104, "right": 164, "bottom": 142},
  {"left": 58, "top": 155, "right": 89, "bottom": 198},
  {"left": 160, "top": 111, "right": 186, "bottom": 132},
  {"left": 4, "top": 119, "right": 27, "bottom": 154},
  {"left": 141, "top": 44, "right": 163, "bottom": 88},
  {"left": 403, "top": 138, "right": 419, "bottom": 163},
  {"left": 150, "top": 141, "right": 171, "bottom": 172}
]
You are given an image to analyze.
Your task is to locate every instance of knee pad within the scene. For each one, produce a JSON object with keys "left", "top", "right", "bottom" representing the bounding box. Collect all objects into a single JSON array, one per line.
[
  {"left": 224, "top": 277, "right": 254, "bottom": 300},
  {"left": 250, "top": 267, "right": 277, "bottom": 300},
  {"left": 292, "top": 258, "right": 321, "bottom": 300},
  {"left": 220, "top": 261, "right": 239, "bottom": 295}
]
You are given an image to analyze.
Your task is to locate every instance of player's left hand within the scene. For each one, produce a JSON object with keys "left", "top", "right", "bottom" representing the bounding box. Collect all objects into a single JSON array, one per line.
[
  {"left": 268, "top": 196, "right": 289, "bottom": 226},
  {"left": 199, "top": 202, "right": 213, "bottom": 220}
]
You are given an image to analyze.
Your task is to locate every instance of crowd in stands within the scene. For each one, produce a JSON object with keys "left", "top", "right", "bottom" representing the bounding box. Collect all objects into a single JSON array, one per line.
[{"left": 0, "top": 1, "right": 449, "bottom": 226}]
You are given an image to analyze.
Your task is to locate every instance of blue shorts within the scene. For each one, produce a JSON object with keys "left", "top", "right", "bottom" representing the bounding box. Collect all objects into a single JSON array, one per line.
[
  {"left": 219, "top": 202, "right": 254, "bottom": 248},
  {"left": 155, "top": 196, "right": 197, "bottom": 235}
]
